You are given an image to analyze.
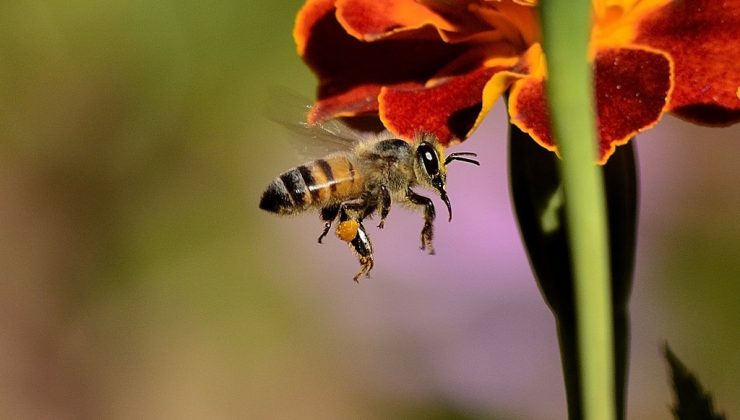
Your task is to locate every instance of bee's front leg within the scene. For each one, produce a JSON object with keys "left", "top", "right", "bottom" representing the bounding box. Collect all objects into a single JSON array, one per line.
[
  {"left": 376, "top": 185, "right": 391, "bottom": 229},
  {"left": 406, "top": 188, "right": 436, "bottom": 254}
]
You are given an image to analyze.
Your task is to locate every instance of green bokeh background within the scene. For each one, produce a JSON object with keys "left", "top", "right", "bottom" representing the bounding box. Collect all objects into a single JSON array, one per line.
[{"left": 1, "top": 1, "right": 738, "bottom": 419}]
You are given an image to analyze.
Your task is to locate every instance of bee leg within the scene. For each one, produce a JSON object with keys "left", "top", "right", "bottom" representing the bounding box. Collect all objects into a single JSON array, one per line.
[
  {"left": 350, "top": 222, "right": 374, "bottom": 282},
  {"left": 318, "top": 204, "right": 339, "bottom": 244},
  {"left": 337, "top": 198, "right": 372, "bottom": 226},
  {"left": 376, "top": 185, "right": 391, "bottom": 229},
  {"left": 406, "top": 188, "right": 436, "bottom": 254},
  {"left": 334, "top": 198, "right": 375, "bottom": 282},
  {"left": 335, "top": 198, "right": 370, "bottom": 243}
]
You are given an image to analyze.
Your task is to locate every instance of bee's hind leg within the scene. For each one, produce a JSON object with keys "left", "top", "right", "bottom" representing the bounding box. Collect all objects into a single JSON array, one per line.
[
  {"left": 334, "top": 198, "right": 375, "bottom": 282},
  {"left": 350, "top": 222, "right": 374, "bottom": 282},
  {"left": 317, "top": 204, "right": 339, "bottom": 243}
]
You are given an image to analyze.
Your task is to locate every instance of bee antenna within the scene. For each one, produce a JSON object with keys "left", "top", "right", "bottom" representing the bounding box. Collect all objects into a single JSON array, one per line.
[{"left": 445, "top": 153, "right": 480, "bottom": 166}]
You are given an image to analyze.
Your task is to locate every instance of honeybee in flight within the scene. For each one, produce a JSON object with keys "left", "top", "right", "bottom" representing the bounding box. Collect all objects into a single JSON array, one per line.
[{"left": 259, "top": 119, "right": 479, "bottom": 282}]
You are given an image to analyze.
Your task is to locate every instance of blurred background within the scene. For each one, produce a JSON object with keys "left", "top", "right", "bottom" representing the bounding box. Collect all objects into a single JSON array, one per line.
[{"left": 1, "top": 1, "right": 738, "bottom": 419}]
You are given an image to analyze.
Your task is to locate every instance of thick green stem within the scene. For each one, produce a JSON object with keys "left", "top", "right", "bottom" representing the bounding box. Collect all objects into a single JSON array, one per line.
[{"left": 539, "top": 3, "right": 615, "bottom": 420}]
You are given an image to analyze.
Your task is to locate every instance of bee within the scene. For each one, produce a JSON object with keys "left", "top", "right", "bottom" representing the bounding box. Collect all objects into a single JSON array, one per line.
[{"left": 259, "top": 122, "right": 479, "bottom": 282}]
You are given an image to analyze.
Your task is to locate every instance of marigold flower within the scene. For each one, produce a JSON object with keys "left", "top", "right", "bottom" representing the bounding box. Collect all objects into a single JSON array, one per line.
[{"left": 294, "top": 0, "right": 740, "bottom": 163}]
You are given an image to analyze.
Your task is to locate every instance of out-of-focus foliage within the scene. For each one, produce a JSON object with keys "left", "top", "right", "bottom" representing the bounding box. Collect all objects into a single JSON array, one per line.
[
  {"left": 0, "top": 1, "right": 738, "bottom": 419},
  {"left": 665, "top": 345, "right": 725, "bottom": 420}
]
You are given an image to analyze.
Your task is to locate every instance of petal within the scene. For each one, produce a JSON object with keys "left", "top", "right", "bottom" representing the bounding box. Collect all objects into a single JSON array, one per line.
[
  {"left": 471, "top": 47, "right": 540, "bottom": 133},
  {"left": 506, "top": 44, "right": 556, "bottom": 154},
  {"left": 307, "top": 84, "right": 381, "bottom": 124},
  {"left": 635, "top": 0, "right": 740, "bottom": 125},
  {"left": 590, "top": 0, "right": 670, "bottom": 50},
  {"left": 508, "top": 75, "right": 556, "bottom": 154},
  {"left": 467, "top": 1, "right": 540, "bottom": 49},
  {"left": 593, "top": 47, "right": 672, "bottom": 162},
  {"left": 294, "top": 0, "right": 336, "bottom": 56},
  {"left": 295, "top": 1, "right": 468, "bottom": 116},
  {"left": 378, "top": 66, "right": 510, "bottom": 145},
  {"left": 510, "top": 47, "right": 672, "bottom": 163},
  {"left": 473, "top": 60, "right": 526, "bottom": 133},
  {"left": 335, "top": 0, "right": 455, "bottom": 41}
]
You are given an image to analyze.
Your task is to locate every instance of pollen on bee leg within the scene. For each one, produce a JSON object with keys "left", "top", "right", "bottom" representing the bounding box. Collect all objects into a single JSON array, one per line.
[{"left": 336, "top": 219, "right": 360, "bottom": 242}]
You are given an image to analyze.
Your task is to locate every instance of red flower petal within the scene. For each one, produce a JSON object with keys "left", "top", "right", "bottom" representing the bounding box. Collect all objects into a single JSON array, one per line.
[
  {"left": 636, "top": 0, "right": 740, "bottom": 125},
  {"left": 508, "top": 75, "right": 555, "bottom": 153},
  {"left": 294, "top": 0, "right": 336, "bottom": 56},
  {"left": 510, "top": 47, "right": 672, "bottom": 163},
  {"left": 335, "top": 0, "right": 454, "bottom": 41},
  {"left": 378, "top": 67, "right": 505, "bottom": 144},
  {"left": 594, "top": 47, "right": 672, "bottom": 161},
  {"left": 307, "top": 85, "right": 381, "bottom": 124},
  {"left": 295, "top": 0, "right": 468, "bottom": 118}
]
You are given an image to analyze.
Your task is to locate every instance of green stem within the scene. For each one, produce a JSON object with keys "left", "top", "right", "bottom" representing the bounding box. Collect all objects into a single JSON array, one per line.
[{"left": 539, "top": 3, "right": 615, "bottom": 420}]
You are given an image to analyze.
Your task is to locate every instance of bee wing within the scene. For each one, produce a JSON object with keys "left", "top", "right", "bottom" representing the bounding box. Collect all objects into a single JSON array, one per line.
[
  {"left": 284, "top": 115, "right": 365, "bottom": 157},
  {"left": 265, "top": 89, "right": 379, "bottom": 159}
]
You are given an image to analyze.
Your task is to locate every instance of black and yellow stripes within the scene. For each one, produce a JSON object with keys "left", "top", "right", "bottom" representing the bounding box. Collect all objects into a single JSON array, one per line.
[
  {"left": 316, "top": 159, "right": 335, "bottom": 192},
  {"left": 297, "top": 165, "right": 319, "bottom": 202},
  {"left": 279, "top": 169, "right": 307, "bottom": 208},
  {"left": 325, "top": 157, "right": 361, "bottom": 199},
  {"left": 259, "top": 156, "right": 364, "bottom": 215}
]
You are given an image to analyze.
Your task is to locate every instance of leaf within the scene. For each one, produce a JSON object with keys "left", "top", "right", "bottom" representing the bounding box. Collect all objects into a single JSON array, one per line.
[
  {"left": 509, "top": 123, "right": 637, "bottom": 420},
  {"left": 664, "top": 344, "right": 725, "bottom": 420}
]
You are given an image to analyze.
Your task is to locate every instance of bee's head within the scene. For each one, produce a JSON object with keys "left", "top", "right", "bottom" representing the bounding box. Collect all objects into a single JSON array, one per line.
[{"left": 413, "top": 134, "right": 479, "bottom": 222}]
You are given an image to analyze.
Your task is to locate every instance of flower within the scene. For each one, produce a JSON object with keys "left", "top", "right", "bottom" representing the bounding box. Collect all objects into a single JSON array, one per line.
[{"left": 294, "top": 0, "right": 740, "bottom": 163}]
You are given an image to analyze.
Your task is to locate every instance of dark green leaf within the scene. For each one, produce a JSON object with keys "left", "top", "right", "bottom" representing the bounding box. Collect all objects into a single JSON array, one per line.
[
  {"left": 508, "top": 123, "right": 638, "bottom": 419},
  {"left": 664, "top": 344, "right": 725, "bottom": 420}
]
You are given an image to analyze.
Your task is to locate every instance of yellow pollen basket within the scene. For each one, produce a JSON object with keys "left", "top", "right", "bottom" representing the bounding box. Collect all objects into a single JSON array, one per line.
[{"left": 336, "top": 219, "right": 360, "bottom": 242}]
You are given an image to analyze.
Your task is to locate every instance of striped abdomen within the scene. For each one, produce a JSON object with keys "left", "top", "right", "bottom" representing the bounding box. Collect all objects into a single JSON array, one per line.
[{"left": 259, "top": 155, "right": 364, "bottom": 215}]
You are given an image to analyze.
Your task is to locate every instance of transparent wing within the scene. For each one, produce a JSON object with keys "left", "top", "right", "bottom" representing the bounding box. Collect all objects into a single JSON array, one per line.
[{"left": 265, "top": 89, "right": 382, "bottom": 159}]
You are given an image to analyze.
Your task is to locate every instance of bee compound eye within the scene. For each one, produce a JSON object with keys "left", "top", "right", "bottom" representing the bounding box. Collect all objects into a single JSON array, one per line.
[{"left": 418, "top": 143, "right": 439, "bottom": 176}]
